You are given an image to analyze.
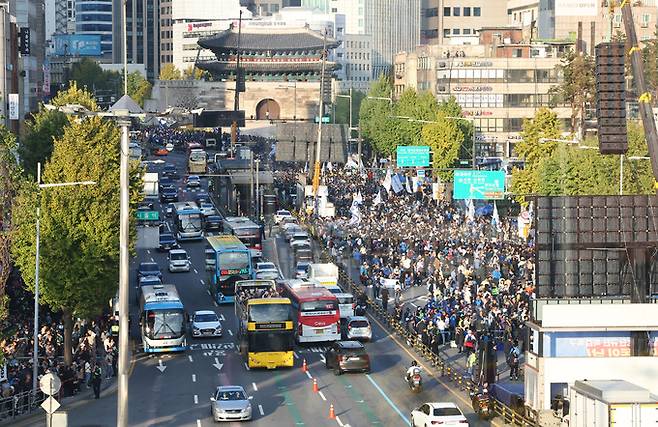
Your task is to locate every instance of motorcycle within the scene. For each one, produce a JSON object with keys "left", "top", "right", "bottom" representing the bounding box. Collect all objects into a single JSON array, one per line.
[
  {"left": 406, "top": 367, "right": 423, "bottom": 393},
  {"left": 470, "top": 391, "right": 493, "bottom": 420},
  {"left": 355, "top": 303, "right": 367, "bottom": 316}
]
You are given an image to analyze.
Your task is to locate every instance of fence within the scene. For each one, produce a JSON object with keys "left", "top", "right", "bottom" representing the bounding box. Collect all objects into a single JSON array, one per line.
[
  {"left": 0, "top": 389, "right": 47, "bottom": 423},
  {"left": 307, "top": 224, "right": 540, "bottom": 426}
]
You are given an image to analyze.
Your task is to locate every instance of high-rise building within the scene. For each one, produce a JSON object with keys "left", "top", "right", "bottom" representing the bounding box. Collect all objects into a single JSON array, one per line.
[
  {"left": 366, "top": 0, "right": 421, "bottom": 77},
  {"left": 420, "top": 0, "right": 508, "bottom": 45},
  {"left": 45, "top": 0, "right": 76, "bottom": 40},
  {"left": 77, "top": 0, "right": 113, "bottom": 57},
  {"left": 14, "top": 0, "right": 47, "bottom": 114},
  {"left": 0, "top": 1, "right": 18, "bottom": 128},
  {"left": 112, "top": 0, "right": 160, "bottom": 80},
  {"left": 160, "top": 0, "right": 173, "bottom": 66}
]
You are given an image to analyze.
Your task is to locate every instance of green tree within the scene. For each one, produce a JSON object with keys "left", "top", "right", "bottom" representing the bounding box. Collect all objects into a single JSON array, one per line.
[
  {"left": 514, "top": 108, "right": 562, "bottom": 168},
  {"left": 11, "top": 116, "right": 139, "bottom": 365},
  {"left": 438, "top": 97, "right": 473, "bottom": 160},
  {"left": 394, "top": 89, "right": 440, "bottom": 145},
  {"left": 159, "top": 63, "right": 182, "bottom": 80},
  {"left": 359, "top": 76, "right": 397, "bottom": 156},
  {"left": 19, "top": 83, "right": 99, "bottom": 177},
  {"left": 549, "top": 51, "right": 595, "bottom": 139},
  {"left": 421, "top": 110, "right": 464, "bottom": 180},
  {"left": 127, "top": 71, "right": 152, "bottom": 107},
  {"left": 69, "top": 58, "right": 121, "bottom": 93},
  {"left": 641, "top": 31, "right": 658, "bottom": 106}
]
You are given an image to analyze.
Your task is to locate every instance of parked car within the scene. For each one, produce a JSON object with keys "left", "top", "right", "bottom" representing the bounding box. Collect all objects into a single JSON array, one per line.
[
  {"left": 158, "top": 233, "right": 179, "bottom": 252},
  {"left": 191, "top": 310, "right": 222, "bottom": 338},
  {"left": 410, "top": 402, "right": 469, "bottom": 427},
  {"left": 137, "top": 262, "right": 162, "bottom": 281},
  {"left": 345, "top": 316, "right": 372, "bottom": 341},
  {"left": 204, "top": 215, "right": 223, "bottom": 232},
  {"left": 274, "top": 209, "right": 292, "bottom": 224},
  {"left": 210, "top": 385, "right": 252, "bottom": 422},
  {"left": 324, "top": 341, "right": 370, "bottom": 375},
  {"left": 168, "top": 249, "right": 191, "bottom": 272}
]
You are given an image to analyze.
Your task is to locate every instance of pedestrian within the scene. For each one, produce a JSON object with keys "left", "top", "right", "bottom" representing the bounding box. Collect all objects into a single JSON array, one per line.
[
  {"left": 91, "top": 365, "right": 102, "bottom": 399},
  {"left": 84, "top": 360, "right": 92, "bottom": 388},
  {"left": 508, "top": 340, "right": 521, "bottom": 380},
  {"left": 466, "top": 351, "right": 478, "bottom": 381},
  {"left": 381, "top": 287, "right": 389, "bottom": 313}
]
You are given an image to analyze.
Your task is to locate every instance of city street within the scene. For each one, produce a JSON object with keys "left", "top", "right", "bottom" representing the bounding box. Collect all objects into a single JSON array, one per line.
[{"left": 17, "top": 151, "right": 493, "bottom": 427}]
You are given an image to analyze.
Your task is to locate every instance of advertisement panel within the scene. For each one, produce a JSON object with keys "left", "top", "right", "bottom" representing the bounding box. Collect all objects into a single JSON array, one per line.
[
  {"left": 555, "top": 0, "right": 597, "bottom": 16},
  {"left": 545, "top": 332, "right": 632, "bottom": 357},
  {"left": 53, "top": 35, "right": 102, "bottom": 56}
]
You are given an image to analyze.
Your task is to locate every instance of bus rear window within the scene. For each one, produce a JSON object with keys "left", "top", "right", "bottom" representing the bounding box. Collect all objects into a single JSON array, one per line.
[
  {"left": 301, "top": 300, "right": 337, "bottom": 312},
  {"left": 337, "top": 296, "right": 353, "bottom": 305}
]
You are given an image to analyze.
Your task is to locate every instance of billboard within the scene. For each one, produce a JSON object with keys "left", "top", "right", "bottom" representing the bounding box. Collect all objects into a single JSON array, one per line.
[{"left": 53, "top": 34, "right": 102, "bottom": 57}]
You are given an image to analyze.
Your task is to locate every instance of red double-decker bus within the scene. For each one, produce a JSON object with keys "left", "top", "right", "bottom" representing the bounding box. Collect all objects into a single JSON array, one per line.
[{"left": 280, "top": 283, "right": 340, "bottom": 343}]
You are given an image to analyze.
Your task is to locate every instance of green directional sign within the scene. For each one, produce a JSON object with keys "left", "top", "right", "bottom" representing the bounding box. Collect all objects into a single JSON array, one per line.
[
  {"left": 314, "top": 115, "right": 331, "bottom": 123},
  {"left": 136, "top": 210, "right": 159, "bottom": 221},
  {"left": 453, "top": 170, "right": 505, "bottom": 200},
  {"left": 396, "top": 146, "right": 430, "bottom": 167}
]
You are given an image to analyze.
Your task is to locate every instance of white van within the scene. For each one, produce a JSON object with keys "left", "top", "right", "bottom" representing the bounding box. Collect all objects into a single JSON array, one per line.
[
  {"left": 324, "top": 285, "right": 354, "bottom": 319},
  {"left": 168, "top": 249, "right": 191, "bottom": 272}
]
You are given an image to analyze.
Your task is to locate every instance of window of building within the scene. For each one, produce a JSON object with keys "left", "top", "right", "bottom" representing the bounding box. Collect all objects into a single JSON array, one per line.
[
  {"left": 641, "top": 13, "right": 650, "bottom": 27},
  {"left": 464, "top": 7, "right": 471, "bottom": 17},
  {"left": 474, "top": 7, "right": 481, "bottom": 16},
  {"left": 271, "top": 4, "right": 279, "bottom": 13},
  {"left": 331, "top": 7, "right": 338, "bottom": 12},
  {"left": 453, "top": 28, "right": 460, "bottom": 35},
  {"left": 512, "top": 48, "right": 523, "bottom": 57},
  {"left": 443, "top": 28, "right": 450, "bottom": 37},
  {"left": 337, "top": 27, "right": 343, "bottom": 33},
  {"left": 426, "top": 7, "right": 439, "bottom": 17},
  {"left": 453, "top": 7, "right": 460, "bottom": 16},
  {"left": 463, "top": 29, "right": 471, "bottom": 35},
  {"left": 444, "top": 7, "right": 451, "bottom": 16}
]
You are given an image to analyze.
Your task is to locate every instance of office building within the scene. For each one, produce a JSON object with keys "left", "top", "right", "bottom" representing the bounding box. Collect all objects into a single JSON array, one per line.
[
  {"left": 112, "top": 0, "right": 160, "bottom": 80},
  {"left": 77, "top": 0, "right": 113, "bottom": 57},
  {"left": 394, "top": 27, "right": 573, "bottom": 159},
  {"left": 420, "top": 0, "right": 508, "bottom": 45},
  {"left": 14, "top": 0, "right": 47, "bottom": 115},
  {"left": 160, "top": 0, "right": 173, "bottom": 64},
  {"left": 45, "top": 0, "right": 76, "bottom": 41},
  {"left": 337, "top": 34, "right": 372, "bottom": 91},
  {"left": 0, "top": 1, "right": 18, "bottom": 129}
]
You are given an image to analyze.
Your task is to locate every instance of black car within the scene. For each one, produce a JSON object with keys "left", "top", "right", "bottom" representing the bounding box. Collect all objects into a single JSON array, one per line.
[
  {"left": 324, "top": 341, "right": 370, "bottom": 375},
  {"left": 160, "top": 186, "right": 178, "bottom": 203},
  {"left": 137, "top": 262, "right": 162, "bottom": 281},
  {"left": 159, "top": 233, "right": 179, "bottom": 251},
  {"left": 162, "top": 164, "right": 179, "bottom": 179},
  {"left": 164, "top": 203, "right": 175, "bottom": 217},
  {"left": 204, "top": 215, "right": 223, "bottom": 232}
]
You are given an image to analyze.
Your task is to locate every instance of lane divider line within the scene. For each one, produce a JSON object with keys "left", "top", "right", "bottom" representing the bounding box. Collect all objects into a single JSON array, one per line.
[
  {"left": 196, "top": 419, "right": 201, "bottom": 427},
  {"left": 192, "top": 374, "right": 196, "bottom": 382},
  {"left": 258, "top": 404, "right": 264, "bottom": 416},
  {"left": 252, "top": 382, "right": 258, "bottom": 392},
  {"left": 194, "top": 394, "right": 198, "bottom": 404},
  {"left": 213, "top": 301, "right": 218, "bottom": 307},
  {"left": 188, "top": 355, "right": 194, "bottom": 363},
  {"left": 200, "top": 279, "right": 205, "bottom": 285},
  {"left": 244, "top": 362, "right": 250, "bottom": 371},
  {"left": 150, "top": 257, "right": 155, "bottom": 262},
  {"left": 146, "top": 250, "right": 151, "bottom": 254},
  {"left": 305, "top": 371, "right": 312, "bottom": 379},
  {"left": 365, "top": 374, "right": 409, "bottom": 425},
  {"left": 318, "top": 391, "right": 327, "bottom": 401},
  {"left": 193, "top": 268, "right": 198, "bottom": 274},
  {"left": 293, "top": 351, "right": 299, "bottom": 359},
  {"left": 336, "top": 416, "right": 344, "bottom": 427},
  {"left": 228, "top": 329, "right": 233, "bottom": 336},
  {"left": 207, "top": 290, "right": 211, "bottom": 296}
]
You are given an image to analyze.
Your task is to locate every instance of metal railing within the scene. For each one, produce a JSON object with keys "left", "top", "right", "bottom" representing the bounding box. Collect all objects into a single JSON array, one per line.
[
  {"left": 0, "top": 389, "right": 46, "bottom": 422},
  {"left": 306, "top": 223, "right": 540, "bottom": 426}
]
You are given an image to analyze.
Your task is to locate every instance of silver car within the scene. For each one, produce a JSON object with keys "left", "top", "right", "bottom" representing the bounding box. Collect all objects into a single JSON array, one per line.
[
  {"left": 346, "top": 316, "right": 372, "bottom": 341},
  {"left": 191, "top": 310, "right": 222, "bottom": 338},
  {"left": 168, "top": 249, "right": 191, "bottom": 272},
  {"left": 210, "top": 385, "right": 253, "bottom": 422}
]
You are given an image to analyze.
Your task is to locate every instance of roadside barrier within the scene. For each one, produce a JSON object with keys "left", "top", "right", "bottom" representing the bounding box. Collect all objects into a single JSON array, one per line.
[{"left": 328, "top": 403, "right": 336, "bottom": 419}]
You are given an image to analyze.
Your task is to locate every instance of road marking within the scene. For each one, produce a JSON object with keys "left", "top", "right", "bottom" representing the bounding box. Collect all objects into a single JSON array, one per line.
[
  {"left": 193, "top": 268, "right": 198, "bottom": 274},
  {"left": 293, "top": 351, "right": 299, "bottom": 359},
  {"left": 305, "top": 371, "right": 312, "bottom": 379},
  {"left": 410, "top": 302, "right": 417, "bottom": 308},
  {"left": 365, "top": 374, "right": 409, "bottom": 424},
  {"left": 196, "top": 420, "right": 201, "bottom": 427},
  {"left": 188, "top": 355, "right": 194, "bottom": 363},
  {"left": 244, "top": 362, "right": 250, "bottom": 371},
  {"left": 252, "top": 382, "right": 258, "bottom": 392},
  {"left": 219, "top": 314, "right": 225, "bottom": 321},
  {"left": 227, "top": 329, "right": 233, "bottom": 336},
  {"left": 200, "top": 279, "right": 205, "bottom": 285},
  {"left": 318, "top": 391, "right": 326, "bottom": 401},
  {"left": 319, "top": 354, "right": 326, "bottom": 363},
  {"left": 146, "top": 250, "right": 151, "bottom": 254},
  {"left": 194, "top": 394, "right": 198, "bottom": 404},
  {"left": 192, "top": 374, "right": 196, "bottom": 382},
  {"left": 258, "top": 404, "right": 264, "bottom": 416},
  {"left": 150, "top": 257, "right": 155, "bottom": 262},
  {"left": 336, "top": 416, "right": 344, "bottom": 427},
  {"left": 213, "top": 301, "right": 218, "bottom": 307},
  {"left": 207, "top": 290, "right": 211, "bottom": 296}
]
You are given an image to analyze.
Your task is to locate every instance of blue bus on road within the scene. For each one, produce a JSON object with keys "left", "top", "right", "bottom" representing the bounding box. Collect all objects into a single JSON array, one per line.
[
  {"left": 206, "top": 235, "right": 253, "bottom": 304},
  {"left": 139, "top": 284, "right": 187, "bottom": 353},
  {"left": 172, "top": 201, "right": 203, "bottom": 241}
]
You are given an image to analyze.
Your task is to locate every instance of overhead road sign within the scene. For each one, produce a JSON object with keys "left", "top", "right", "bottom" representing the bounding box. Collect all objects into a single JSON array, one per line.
[
  {"left": 453, "top": 170, "right": 505, "bottom": 200},
  {"left": 396, "top": 146, "right": 430, "bottom": 167},
  {"left": 314, "top": 116, "right": 331, "bottom": 123},
  {"left": 136, "top": 211, "right": 159, "bottom": 221}
]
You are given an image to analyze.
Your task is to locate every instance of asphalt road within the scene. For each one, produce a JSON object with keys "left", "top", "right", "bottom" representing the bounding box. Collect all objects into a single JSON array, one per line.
[{"left": 23, "top": 151, "right": 495, "bottom": 427}]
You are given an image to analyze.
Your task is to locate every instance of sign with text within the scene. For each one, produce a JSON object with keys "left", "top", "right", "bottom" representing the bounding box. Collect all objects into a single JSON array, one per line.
[
  {"left": 396, "top": 146, "right": 430, "bottom": 167},
  {"left": 136, "top": 211, "right": 159, "bottom": 221},
  {"left": 453, "top": 170, "right": 505, "bottom": 200},
  {"left": 8, "top": 94, "right": 19, "bottom": 120}
]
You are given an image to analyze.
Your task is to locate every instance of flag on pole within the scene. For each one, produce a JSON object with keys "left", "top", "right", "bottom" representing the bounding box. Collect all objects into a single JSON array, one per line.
[
  {"left": 467, "top": 199, "right": 475, "bottom": 221},
  {"left": 348, "top": 201, "right": 361, "bottom": 226},
  {"left": 304, "top": 162, "right": 309, "bottom": 173},
  {"left": 383, "top": 168, "right": 392, "bottom": 192},
  {"left": 391, "top": 174, "right": 403, "bottom": 193},
  {"left": 373, "top": 190, "right": 382, "bottom": 206},
  {"left": 405, "top": 175, "right": 413, "bottom": 194},
  {"left": 327, "top": 162, "right": 333, "bottom": 172},
  {"left": 492, "top": 201, "right": 501, "bottom": 232},
  {"left": 353, "top": 191, "right": 363, "bottom": 204}
]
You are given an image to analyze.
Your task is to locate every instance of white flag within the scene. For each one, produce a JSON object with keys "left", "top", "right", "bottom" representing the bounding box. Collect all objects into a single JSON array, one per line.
[
  {"left": 304, "top": 162, "right": 309, "bottom": 173},
  {"left": 467, "top": 199, "right": 475, "bottom": 221},
  {"left": 391, "top": 174, "right": 403, "bottom": 194},
  {"left": 383, "top": 168, "right": 392, "bottom": 192},
  {"left": 405, "top": 176, "right": 413, "bottom": 194},
  {"left": 355, "top": 191, "right": 363, "bottom": 204},
  {"left": 492, "top": 201, "right": 501, "bottom": 232},
  {"left": 327, "top": 162, "right": 333, "bottom": 172},
  {"left": 321, "top": 162, "right": 326, "bottom": 174},
  {"left": 348, "top": 202, "right": 361, "bottom": 226},
  {"left": 373, "top": 190, "right": 382, "bottom": 206}
]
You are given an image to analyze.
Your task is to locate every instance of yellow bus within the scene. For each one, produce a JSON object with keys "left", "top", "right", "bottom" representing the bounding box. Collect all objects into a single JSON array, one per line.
[
  {"left": 235, "top": 280, "right": 294, "bottom": 369},
  {"left": 188, "top": 149, "right": 207, "bottom": 174}
]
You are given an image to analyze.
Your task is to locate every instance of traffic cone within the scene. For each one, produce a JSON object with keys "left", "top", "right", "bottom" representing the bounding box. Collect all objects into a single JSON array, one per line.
[
  {"left": 328, "top": 404, "right": 336, "bottom": 419},
  {"left": 302, "top": 359, "right": 307, "bottom": 372},
  {"left": 312, "top": 378, "right": 319, "bottom": 393}
]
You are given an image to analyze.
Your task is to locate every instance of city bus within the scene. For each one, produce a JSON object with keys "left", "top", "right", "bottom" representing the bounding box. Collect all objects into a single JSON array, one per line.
[
  {"left": 206, "top": 235, "right": 253, "bottom": 304},
  {"left": 280, "top": 282, "right": 340, "bottom": 343},
  {"left": 188, "top": 149, "right": 207, "bottom": 174},
  {"left": 139, "top": 284, "right": 187, "bottom": 353},
  {"left": 173, "top": 201, "right": 203, "bottom": 240},
  {"left": 235, "top": 280, "right": 294, "bottom": 369},
  {"left": 223, "top": 216, "right": 263, "bottom": 258}
]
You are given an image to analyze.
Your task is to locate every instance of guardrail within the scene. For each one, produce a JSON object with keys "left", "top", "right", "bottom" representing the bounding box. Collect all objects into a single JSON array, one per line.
[
  {"left": 0, "top": 389, "right": 47, "bottom": 423},
  {"left": 306, "top": 224, "right": 540, "bottom": 426}
]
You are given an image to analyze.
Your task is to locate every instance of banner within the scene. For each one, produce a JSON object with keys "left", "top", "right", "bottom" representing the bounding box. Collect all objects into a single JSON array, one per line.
[
  {"left": 8, "top": 94, "right": 19, "bottom": 120},
  {"left": 391, "top": 174, "right": 403, "bottom": 194}
]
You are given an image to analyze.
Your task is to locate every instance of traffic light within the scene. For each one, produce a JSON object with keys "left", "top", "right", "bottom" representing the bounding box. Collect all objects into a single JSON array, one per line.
[{"left": 595, "top": 42, "right": 627, "bottom": 154}]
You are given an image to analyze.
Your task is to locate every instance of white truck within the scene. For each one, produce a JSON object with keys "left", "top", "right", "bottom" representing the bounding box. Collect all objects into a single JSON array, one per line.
[
  {"left": 568, "top": 380, "right": 658, "bottom": 427},
  {"left": 143, "top": 172, "right": 159, "bottom": 200},
  {"left": 308, "top": 263, "right": 339, "bottom": 287}
]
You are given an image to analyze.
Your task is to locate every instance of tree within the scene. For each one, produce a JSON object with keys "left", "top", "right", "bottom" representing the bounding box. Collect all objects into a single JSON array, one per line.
[
  {"left": 359, "top": 76, "right": 397, "bottom": 156},
  {"left": 11, "top": 116, "right": 140, "bottom": 366},
  {"left": 127, "top": 71, "right": 152, "bottom": 107},
  {"left": 641, "top": 31, "right": 658, "bottom": 106},
  {"left": 19, "top": 83, "right": 99, "bottom": 177},
  {"left": 69, "top": 58, "right": 121, "bottom": 94},
  {"left": 438, "top": 97, "right": 472, "bottom": 160},
  {"left": 549, "top": 51, "right": 595, "bottom": 139},
  {"left": 183, "top": 65, "right": 206, "bottom": 80},
  {"left": 421, "top": 111, "right": 464, "bottom": 180},
  {"left": 514, "top": 108, "right": 562, "bottom": 168},
  {"left": 159, "top": 63, "right": 182, "bottom": 80}
]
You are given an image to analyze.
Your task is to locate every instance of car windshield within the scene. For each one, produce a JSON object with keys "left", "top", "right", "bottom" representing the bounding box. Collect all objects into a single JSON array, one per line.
[
  {"left": 194, "top": 313, "right": 218, "bottom": 323},
  {"left": 218, "top": 251, "right": 250, "bottom": 271},
  {"left": 433, "top": 408, "right": 463, "bottom": 416},
  {"left": 216, "top": 390, "right": 246, "bottom": 401},
  {"left": 141, "top": 264, "right": 159, "bottom": 272},
  {"left": 160, "top": 234, "right": 174, "bottom": 241},
  {"left": 170, "top": 252, "right": 187, "bottom": 261}
]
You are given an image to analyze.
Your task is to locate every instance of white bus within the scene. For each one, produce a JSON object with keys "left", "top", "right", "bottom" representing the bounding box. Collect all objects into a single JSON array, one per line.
[
  {"left": 139, "top": 284, "right": 187, "bottom": 353},
  {"left": 173, "top": 201, "right": 203, "bottom": 240},
  {"left": 188, "top": 149, "right": 207, "bottom": 174}
]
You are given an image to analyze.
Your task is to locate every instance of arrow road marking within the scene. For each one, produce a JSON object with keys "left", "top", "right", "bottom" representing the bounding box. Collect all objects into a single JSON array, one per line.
[
  {"left": 156, "top": 359, "right": 166, "bottom": 373},
  {"left": 212, "top": 357, "right": 223, "bottom": 371}
]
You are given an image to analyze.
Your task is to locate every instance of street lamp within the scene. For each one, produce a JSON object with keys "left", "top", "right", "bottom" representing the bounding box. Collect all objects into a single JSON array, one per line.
[
  {"left": 620, "top": 155, "right": 650, "bottom": 195},
  {"left": 32, "top": 163, "right": 95, "bottom": 393}
]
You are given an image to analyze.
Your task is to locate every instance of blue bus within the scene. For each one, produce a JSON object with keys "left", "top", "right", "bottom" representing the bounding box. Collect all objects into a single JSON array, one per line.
[
  {"left": 206, "top": 235, "right": 253, "bottom": 304},
  {"left": 139, "top": 284, "right": 187, "bottom": 353},
  {"left": 173, "top": 201, "right": 203, "bottom": 241}
]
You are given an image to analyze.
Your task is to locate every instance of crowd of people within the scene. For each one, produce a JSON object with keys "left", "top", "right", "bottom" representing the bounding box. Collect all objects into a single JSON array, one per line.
[
  {"left": 0, "top": 271, "right": 118, "bottom": 414},
  {"left": 302, "top": 165, "right": 534, "bottom": 384}
]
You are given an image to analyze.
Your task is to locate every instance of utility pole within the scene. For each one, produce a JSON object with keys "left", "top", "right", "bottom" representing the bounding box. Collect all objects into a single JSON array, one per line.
[
  {"left": 231, "top": 10, "right": 243, "bottom": 157},
  {"left": 255, "top": 159, "right": 260, "bottom": 220},
  {"left": 250, "top": 153, "right": 254, "bottom": 218},
  {"left": 312, "top": 31, "right": 328, "bottom": 203}
]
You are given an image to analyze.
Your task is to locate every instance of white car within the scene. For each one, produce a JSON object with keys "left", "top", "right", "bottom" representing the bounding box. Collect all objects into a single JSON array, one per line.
[
  {"left": 168, "top": 249, "right": 191, "bottom": 272},
  {"left": 186, "top": 175, "right": 201, "bottom": 187},
  {"left": 411, "top": 402, "right": 469, "bottom": 427},
  {"left": 290, "top": 232, "right": 311, "bottom": 248},
  {"left": 191, "top": 310, "right": 222, "bottom": 338},
  {"left": 345, "top": 316, "right": 372, "bottom": 341},
  {"left": 255, "top": 262, "right": 278, "bottom": 274},
  {"left": 274, "top": 209, "right": 292, "bottom": 224},
  {"left": 199, "top": 202, "right": 217, "bottom": 217}
]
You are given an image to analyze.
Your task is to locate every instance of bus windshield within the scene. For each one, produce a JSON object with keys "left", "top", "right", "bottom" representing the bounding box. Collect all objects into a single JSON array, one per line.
[
  {"left": 248, "top": 303, "right": 290, "bottom": 323},
  {"left": 145, "top": 309, "right": 185, "bottom": 339},
  {"left": 234, "top": 227, "right": 259, "bottom": 238},
  {"left": 178, "top": 214, "right": 202, "bottom": 232},
  {"left": 218, "top": 251, "right": 250, "bottom": 271},
  {"left": 248, "top": 331, "right": 293, "bottom": 352},
  {"left": 190, "top": 151, "right": 205, "bottom": 162}
]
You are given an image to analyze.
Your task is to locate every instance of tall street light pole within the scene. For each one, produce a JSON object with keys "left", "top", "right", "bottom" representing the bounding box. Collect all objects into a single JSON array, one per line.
[
  {"left": 32, "top": 162, "right": 95, "bottom": 393},
  {"left": 312, "top": 31, "right": 328, "bottom": 206}
]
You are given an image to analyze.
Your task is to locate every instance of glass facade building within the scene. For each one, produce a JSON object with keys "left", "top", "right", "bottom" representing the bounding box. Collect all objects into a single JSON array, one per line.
[{"left": 75, "top": 0, "right": 113, "bottom": 56}]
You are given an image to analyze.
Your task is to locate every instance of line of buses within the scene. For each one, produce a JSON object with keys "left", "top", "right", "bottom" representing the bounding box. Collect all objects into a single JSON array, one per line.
[{"left": 138, "top": 231, "right": 343, "bottom": 370}]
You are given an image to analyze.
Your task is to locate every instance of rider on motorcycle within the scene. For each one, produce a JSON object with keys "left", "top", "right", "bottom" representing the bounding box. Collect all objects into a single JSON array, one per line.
[{"left": 405, "top": 360, "right": 421, "bottom": 383}]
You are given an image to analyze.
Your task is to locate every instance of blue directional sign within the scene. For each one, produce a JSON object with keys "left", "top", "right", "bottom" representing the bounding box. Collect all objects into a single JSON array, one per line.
[
  {"left": 396, "top": 146, "right": 430, "bottom": 167},
  {"left": 453, "top": 170, "right": 506, "bottom": 200}
]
